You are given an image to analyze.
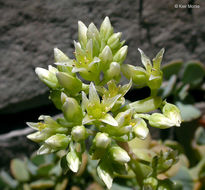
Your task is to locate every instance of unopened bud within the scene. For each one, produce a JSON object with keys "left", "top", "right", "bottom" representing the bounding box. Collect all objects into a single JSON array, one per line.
[
  {"left": 62, "top": 97, "right": 83, "bottom": 123},
  {"left": 54, "top": 48, "right": 69, "bottom": 62},
  {"left": 35, "top": 66, "right": 58, "bottom": 89},
  {"left": 87, "top": 23, "right": 100, "bottom": 42},
  {"left": 78, "top": 21, "right": 87, "bottom": 48},
  {"left": 106, "top": 62, "right": 121, "bottom": 79},
  {"left": 66, "top": 151, "right": 81, "bottom": 173},
  {"left": 147, "top": 74, "right": 162, "bottom": 90},
  {"left": 143, "top": 177, "right": 158, "bottom": 190},
  {"left": 45, "top": 134, "right": 71, "bottom": 149},
  {"left": 94, "top": 132, "right": 111, "bottom": 148},
  {"left": 107, "top": 32, "right": 122, "bottom": 50},
  {"left": 149, "top": 113, "right": 177, "bottom": 129},
  {"left": 71, "top": 125, "right": 87, "bottom": 142},
  {"left": 109, "top": 146, "right": 130, "bottom": 164},
  {"left": 121, "top": 64, "right": 147, "bottom": 86},
  {"left": 27, "top": 131, "right": 50, "bottom": 143},
  {"left": 100, "top": 16, "right": 113, "bottom": 41},
  {"left": 56, "top": 72, "right": 82, "bottom": 95},
  {"left": 113, "top": 46, "right": 128, "bottom": 64},
  {"left": 99, "top": 45, "right": 113, "bottom": 67}
]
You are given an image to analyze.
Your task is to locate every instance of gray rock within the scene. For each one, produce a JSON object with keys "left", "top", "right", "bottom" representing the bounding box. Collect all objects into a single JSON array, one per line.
[
  {"left": 0, "top": 127, "right": 38, "bottom": 168},
  {"left": 0, "top": 0, "right": 204, "bottom": 113}
]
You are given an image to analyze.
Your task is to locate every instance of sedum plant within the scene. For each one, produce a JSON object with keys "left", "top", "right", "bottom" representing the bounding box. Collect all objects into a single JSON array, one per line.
[{"left": 26, "top": 17, "right": 182, "bottom": 189}]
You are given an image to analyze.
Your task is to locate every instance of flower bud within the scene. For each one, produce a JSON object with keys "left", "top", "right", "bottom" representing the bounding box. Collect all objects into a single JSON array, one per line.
[
  {"left": 143, "top": 177, "right": 158, "bottom": 190},
  {"left": 100, "top": 16, "right": 113, "bottom": 41},
  {"left": 147, "top": 74, "right": 162, "bottom": 90},
  {"left": 87, "top": 23, "right": 100, "bottom": 42},
  {"left": 121, "top": 64, "right": 147, "bottom": 86},
  {"left": 107, "top": 32, "right": 122, "bottom": 50},
  {"left": 106, "top": 62, "right": 121, "bottom": 79},
  {"left": 54, "top": 48, "right": 69, "bottom": 62},
  {"left": 56, "top": 72, "right": 82, "bottom": 95},
  {"left": 99, "top": 45, "right": 113, "bottom": 67},
  {"left": 71, "top": 125, "right": 87, "bottom": 142},
  {"left": 109, "top": 146, "right": 130, "bottom": 164},
  {"left": 94, "top": 132, "right": 111, "bottom": 149},
  {"left": 66, "top": 151, "right": 81, "bottom": 173},
  {"left": 27, "top": 131, "right": 50, "bottom": 143},
  {"left": 78, "top": 21, "right": 87, "bottom": 48},
  {"left": 35, "top": 66, "right": 58, "bottom": 89},
  {"left": 62, "top": 97, "right": 83, "bottom": 123},
  {"left": 74, "top": 41, "right": 86, "bottom": 63},
  {"left": 45, "top": 134, "right": 71, "bottom": 149},
  {"left": 54, "top": 48, "right": 73, "bottom": 74},
  {"left": 113, "top": 46, "right": 128, "bottom": 64},
  {"left": 162, "top": 102, "right": 181, "bottom": 127},
  {"left": 148, "top": 113, "right": 176, "bottom": 129},
  {"left": 86, "top": 39, "right": 93, "bottom": 60},
  {"left": 37, "top": 143, "right": 54, "bottom": 155}
]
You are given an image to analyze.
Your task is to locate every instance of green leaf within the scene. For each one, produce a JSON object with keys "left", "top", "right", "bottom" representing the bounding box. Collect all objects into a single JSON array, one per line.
[
  {"left": 161, "top": 75, "right": 177, "bottom": 98},
  {"left": 111, "top": 183, "right": 133, "bottom": 190},
  {"left": 37, "top": 163, "right": 54, "bottom": 177},
  {"left": 171, "top": 167, "right": 194, "bottom": 190},
  {"left": 195, "top": 127, "right": 205, "bottom": 145},
  {"left": 162, "top": 60, "right": 183, "bottom": 80},
  {"left": 178, "top": 84, "right": 189, "bottom": 100},
  {"left": 176, "top": 102, "right": 201, "bottom": 122},
  {"left": 55, "top": 178, "right": 68, "bottom": 190},
  {"left": 30, "top": 179, "right": 55, "bottom": 189},
  {"left": 0, "top": 170, "right": 18, "bottom": 188},
  {"left": 26, "top": 159, "right": 38, "bottom": 176},
  {"left": 10, "top": 159, "right": 30, "bottom": 182},
  {"left": 182, "top": 61, "right": 205, "bottom": 87},
  {"left": 30, "top": 154, "right": 55, "bottom": 166}
]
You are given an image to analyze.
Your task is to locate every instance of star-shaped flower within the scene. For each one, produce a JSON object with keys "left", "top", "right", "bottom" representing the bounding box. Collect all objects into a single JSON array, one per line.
[{"left": 82, "top": 82, "right": 121, "bottom": 126}]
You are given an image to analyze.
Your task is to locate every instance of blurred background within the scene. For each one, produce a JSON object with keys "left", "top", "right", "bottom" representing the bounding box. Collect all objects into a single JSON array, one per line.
[{"left": 0, "top": 0, "right": 204, "bottom": 168}]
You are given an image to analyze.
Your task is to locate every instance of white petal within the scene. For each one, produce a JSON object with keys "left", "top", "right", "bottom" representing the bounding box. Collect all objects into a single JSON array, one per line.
[
  {"left": 82, "top": 114, "right": 95, "bottom": 125},
  {"left": 89, "top": 82, "right": 100, "bottom": 104},
  {"left": 100, "top": 114, "right": 118, "bottom": 126},
  {"left": 102, "top": 94, "right": 121, "bottom": 112}
]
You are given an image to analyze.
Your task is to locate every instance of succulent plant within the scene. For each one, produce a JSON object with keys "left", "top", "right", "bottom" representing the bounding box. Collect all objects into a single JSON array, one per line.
[
  {"left": 26, "top": 17, "right": 182, "bottom": 189},
  {"left": 160, "top": 60, "right": 205, "bottom": 122},
  {"left": 0, "top": 153, "right": 68, "bottom": 190}
]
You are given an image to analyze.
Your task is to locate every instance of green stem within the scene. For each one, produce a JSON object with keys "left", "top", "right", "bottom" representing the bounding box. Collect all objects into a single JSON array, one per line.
[{"left": 117, "top": 141, "right": 145, "bottom": 188}]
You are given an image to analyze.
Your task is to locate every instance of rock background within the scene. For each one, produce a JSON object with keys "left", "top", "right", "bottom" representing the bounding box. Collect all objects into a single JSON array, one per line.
[{"left": 0, "top": 0, "right": 205, "bottom": 115}]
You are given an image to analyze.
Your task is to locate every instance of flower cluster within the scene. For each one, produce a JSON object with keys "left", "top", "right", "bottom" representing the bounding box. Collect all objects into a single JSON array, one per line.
[{"left": 27, "top": 17, "right": 182, "bottom": 189}]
